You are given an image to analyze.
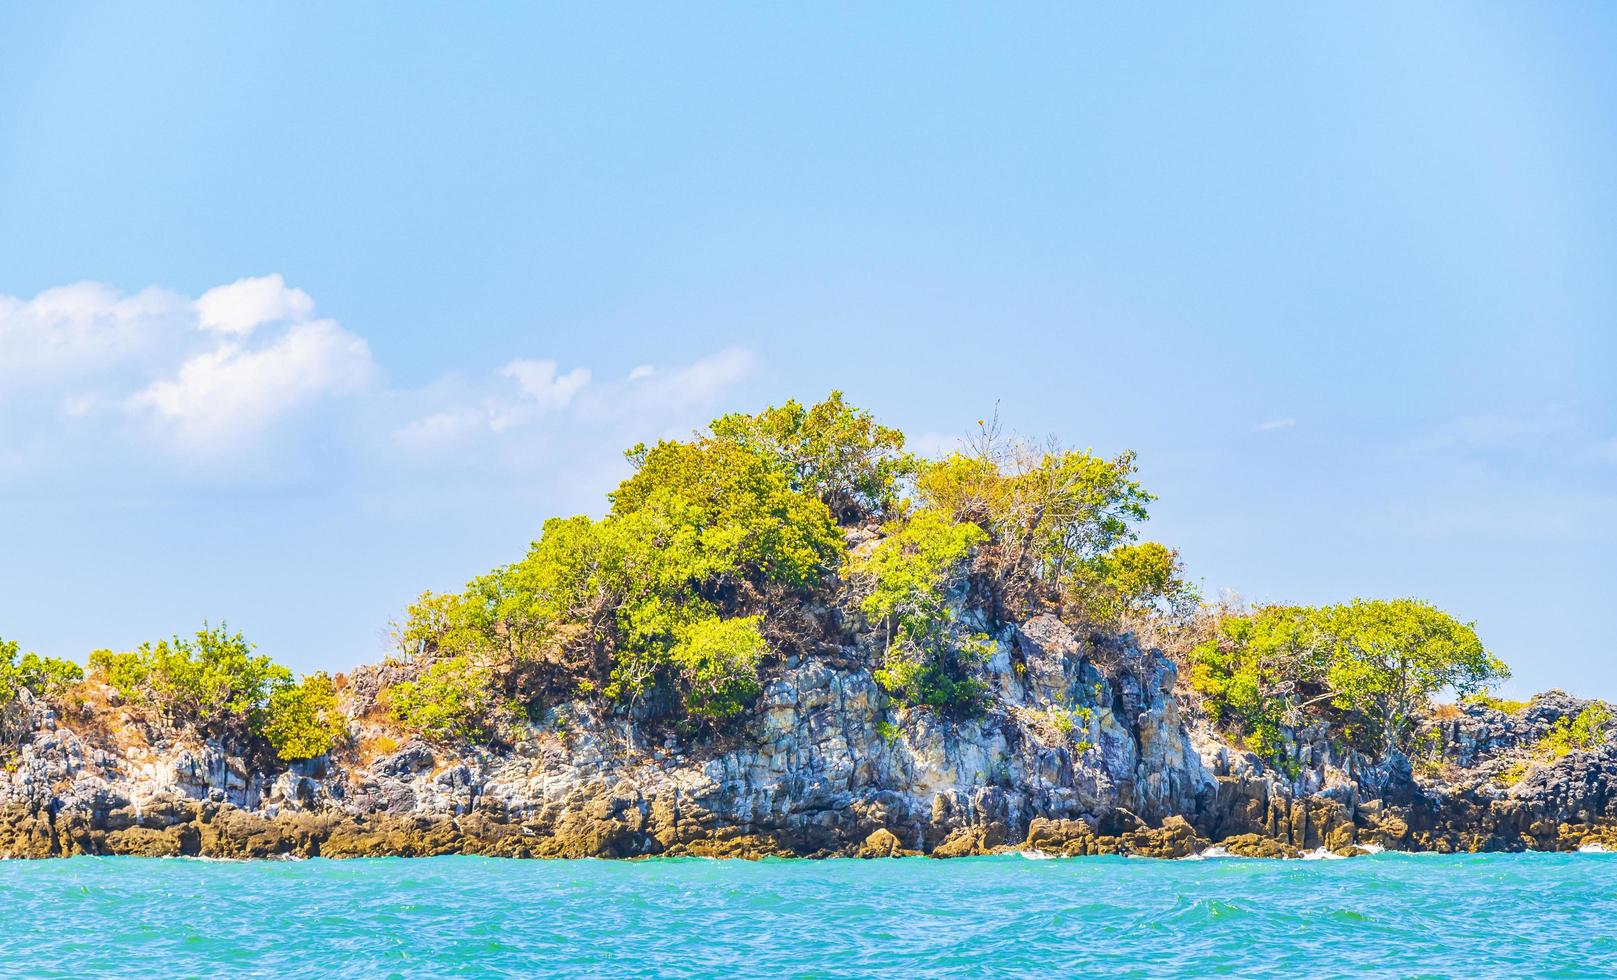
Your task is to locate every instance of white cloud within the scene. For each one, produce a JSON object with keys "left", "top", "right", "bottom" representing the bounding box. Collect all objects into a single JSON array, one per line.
[
  {"left": 0, "top": 282, "right": 190, "bottom": 382},
  {"left": 391, "top": 348, "right": 757, "bottom": 459},
  {"left": 586, "top": 347, "right": 755, "bottom": 420},
  {"left": 0, "top": 276, "right": 376, "bottom": 459},
  {"left": 129, "top": 319, "right": 375, "bottom": 451},
  {"left": 501, "top": 359, "right": 591, "bottom": 413},
  {"left": 392, "top": 406, "right": 489, "bottom": 454},
  {"left": 2, "top": 275, "right": 762, "bottom": 492},
  {"left": 1255, "top": 417, "right": 1297, "bottom": 432},
  {"left": 194, "top": 274, "right": 315, "bottom": 336}
]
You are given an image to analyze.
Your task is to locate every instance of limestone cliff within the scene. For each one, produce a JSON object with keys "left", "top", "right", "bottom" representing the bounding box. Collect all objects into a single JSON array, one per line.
[{"left": 1, "top": 612, "right": 1611, "bottom": 860}]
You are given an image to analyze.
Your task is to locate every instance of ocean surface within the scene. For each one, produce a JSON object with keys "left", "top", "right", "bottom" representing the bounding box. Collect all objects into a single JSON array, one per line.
[{"left": 1, "top": 851, "right": 1613, "bottom": 977}]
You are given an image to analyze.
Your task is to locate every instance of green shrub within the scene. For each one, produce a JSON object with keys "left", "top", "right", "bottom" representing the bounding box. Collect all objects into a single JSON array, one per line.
[
  {"left": 91, "top": 625, "right": 292, "bottom": 733},
  {"left": 666, "top": 616, "right": 768, "bottom": 719},
  {"left": 0, "top": 638, "right": 83, "bottom": 702},
  {"left": 261, "top": 672, "right": 345, "bottom": 762},
  {"left": 0, "top": 636, "right": 84, "bottom": 742},
  {"left": 1541, "top": 703, "right": 1612, "bottom": 759},
  {"left": 851, "top": 508, "right": 992, "bottom": 714},
  {"left": 89, "top": 625, "right": 344, "bottom": 760},
  {"left": 386, "top": 655, "right": 509, "bottom": 742},
  {"left": 1191, "top": 600, "right": 1508, "bottom": 761}
]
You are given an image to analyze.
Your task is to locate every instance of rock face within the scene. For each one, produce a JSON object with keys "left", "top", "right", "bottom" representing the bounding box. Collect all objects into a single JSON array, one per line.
[{"left": 0, "top": 616, "right": 1611, "bottom": 860}]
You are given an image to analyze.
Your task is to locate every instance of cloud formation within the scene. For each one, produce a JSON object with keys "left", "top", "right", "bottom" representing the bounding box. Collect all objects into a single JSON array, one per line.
[
  {"left": 1, "top": 277, "right": 375, "bottom": 459},
  {"left": 0, "top": 276, "right": 758, "bottom": 491},
  {"left": 502, "top": 359, "right": 591, "bottom": 415},
  {"left": 0, "top": 282, "right": 190, "bottom": 383},
  {"left": 194, "top": 274, "right": 315, "bottom": 336},
  {"left": 129, "top": 319, "right": 375, "bottom": 450},
  {"left": 388, "top": 347, "right": 757, "bottom": 462}
]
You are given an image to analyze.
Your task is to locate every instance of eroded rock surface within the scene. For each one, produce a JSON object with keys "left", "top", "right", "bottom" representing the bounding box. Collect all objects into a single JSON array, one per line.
[{"left": 1, "top": 618, "right": 1610, "bottom": 860}]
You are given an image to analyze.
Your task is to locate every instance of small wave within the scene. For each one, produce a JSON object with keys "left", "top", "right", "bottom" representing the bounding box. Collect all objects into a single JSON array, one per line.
[
  {"left": 1356, "top": 843, "right": 1386, "bottom": 855},
  {"left": 1578, "top": 843, "right": 1612, "bottom": 854},
  {"left": 1015, "top": 850, "right": 1058, "bottom": 860},
  {"left": 1182, "top": 846, "right": 1240, "bottom": 861},
  {"left": 1301, "top": 847, "right": 1348, "bottom": 861},
  {"left": 159, "top": 855, "right": 246, "bottom": 863}
]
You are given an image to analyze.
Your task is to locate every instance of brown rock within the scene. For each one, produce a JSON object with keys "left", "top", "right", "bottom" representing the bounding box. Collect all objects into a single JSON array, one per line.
[{"left": 857, "top": 829, "right": 904, "bottom": 858}]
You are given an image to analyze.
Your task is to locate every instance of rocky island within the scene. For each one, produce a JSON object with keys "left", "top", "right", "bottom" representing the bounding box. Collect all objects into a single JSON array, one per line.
[{"left": 2, "top": 394, "right": 1612, "bottom": 861}]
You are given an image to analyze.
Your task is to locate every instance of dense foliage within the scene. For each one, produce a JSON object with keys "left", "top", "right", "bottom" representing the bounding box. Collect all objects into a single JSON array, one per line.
[
  {"left": 1190, "top": 599, "right": 1508, "bottom": 760},
  {"left": 849, "top": 508, "right": 990, "bottom": 714},
  {"left": 0, "top": 636, "right": 84, "bottom": 743},
  {"left": 392, "top": 393, "right": 885, "bottom": 736},
  {"left": 843, "top": 421, "right": 1192, "bottom": 713},
  {"left": 708, "top": 391, "right": 915, "bottom": 524},
  {"left": 391, "top": 394, "right": 1201, "bottom": 737},
  {"left": 90, "top": 625, "right": 345, "bottom": 761},
  {"left": 381, "top": 391, "right": 1506, "bottom": 763}
]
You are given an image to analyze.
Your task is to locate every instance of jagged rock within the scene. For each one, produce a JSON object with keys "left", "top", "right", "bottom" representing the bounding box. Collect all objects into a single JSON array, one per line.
[
  {"left": 858, "top": 829, "right": 904, "bottom": 858},
  {"left": 1217, "top": 834, "right": 1301, "bottom": 859},
  {"left": 1121, "top": 815, "right": 1205, "bottom": 859},
  {"left": 0, "top": 615, "right": 1612, "bottom": 861}
]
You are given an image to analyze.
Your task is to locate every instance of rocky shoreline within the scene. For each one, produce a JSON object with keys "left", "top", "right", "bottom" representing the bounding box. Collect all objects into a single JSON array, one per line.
[{"left": 3, "top": 613, "right": 1612, "bottom": 862}]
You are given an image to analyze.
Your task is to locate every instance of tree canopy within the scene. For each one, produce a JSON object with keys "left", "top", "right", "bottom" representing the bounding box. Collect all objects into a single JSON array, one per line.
[
  {"left": 90, "top": 625, "right": 345, "bottom": 761},
  {"left": 0, "top": 636, "right": 83, "bottom": 744},
  {"left": 1191, "top": 599, "right": 1508, "bottom": 759}
]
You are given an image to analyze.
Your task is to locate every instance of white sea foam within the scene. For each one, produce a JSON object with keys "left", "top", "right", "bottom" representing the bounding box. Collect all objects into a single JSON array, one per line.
[
  {"left": 1301, "top": 847, "right": 1348, "bottom": 861},
  {"left": 1578, "top": 843, "right": 1612, "bottom": 854},
  {"left": 1015, "top": 850, "right": 1058, "bottom": 860},
  {"left": 1356, "top": 842, "right": 1386, "bottom": 855}
]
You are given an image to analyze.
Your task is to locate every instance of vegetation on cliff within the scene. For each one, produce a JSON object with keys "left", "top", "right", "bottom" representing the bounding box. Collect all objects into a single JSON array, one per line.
[
  {"left": 0, "top": 392, "right": 1515, "bottom": 781},
  {"left": 373, "top": 393, "right": 1513, "bottom": 762},
  {"left": 0, "top": 636, "right": 82, "bottom": 743},
  {"left": 88, "top": 626, "right": 345, "bottom": 762},
  {"left": 384, "top": 394, "right": 1201, "bottom": 739},
  {"left": 1189, "top": 599, "right": 1507, "bottom": 760}
]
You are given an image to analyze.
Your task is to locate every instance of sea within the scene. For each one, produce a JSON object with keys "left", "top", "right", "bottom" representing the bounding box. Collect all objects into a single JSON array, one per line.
[{"left": 1, "top": 851, "right": 1612, "bottom": 977}]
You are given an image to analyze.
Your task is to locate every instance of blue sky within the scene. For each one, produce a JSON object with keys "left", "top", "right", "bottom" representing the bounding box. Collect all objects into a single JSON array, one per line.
[{"left": 2, "top": 3, "right": 1613, "bottom": 695}]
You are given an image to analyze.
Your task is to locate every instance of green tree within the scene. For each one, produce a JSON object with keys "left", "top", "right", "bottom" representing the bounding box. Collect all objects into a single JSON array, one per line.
[
  {"left": 1320, "top": 599, "right": 1506, "bottom": 754},
  {"left": 386, "top": 655, "right": 510, "bottom": 742},
  {"left": 261, "top": 672, "right": 346, "bottom": 762},
  {"left": 1191, "top": 599, "right": 1507, "bottom": 760},
  {"left": 0, "top": 636, "right": 84, "bottom": 743},
  {"left": 1189, "top": 605, "right": 1320, "bottom": 760},
  {"left": 90, "top": 625, "right": 347, "bottom": 759},
  {"left": 850, "top": 508, "right": 992, "bottom": 714},
  {"left": 916, "top": 442, "right": 1154, "bottom": 616},
  {"left": 1065, "top": 540, "right": 1199, "bottom": 626},
  {"left": 709, "top": 390, "right": 916, "bottom": 523}
]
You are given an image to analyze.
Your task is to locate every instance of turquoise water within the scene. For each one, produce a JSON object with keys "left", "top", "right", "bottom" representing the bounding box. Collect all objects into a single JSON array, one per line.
[{"left": 2, "top": 853, "right": 1614, "bottom": 977}]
